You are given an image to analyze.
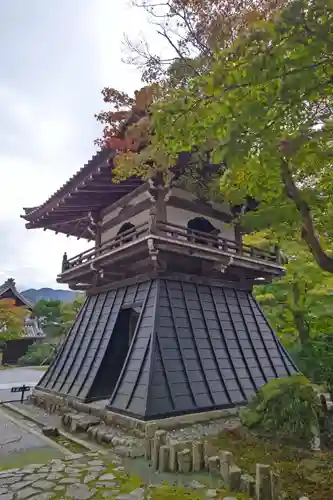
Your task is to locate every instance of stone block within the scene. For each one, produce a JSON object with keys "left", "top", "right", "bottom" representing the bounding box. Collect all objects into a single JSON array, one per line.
[
  {"left": 168, "top": 439, "right": 180, "bottom": 472},
  {"left": 103, "top": 433, "right": 115, "bottom": 444},
  {"left": 192, "top": 441, "right": 204, "bottom": 472},
  {"left": 220, "top": 451, "right": 234, "bottom": 486},
  {"left": 177, "top": 448, "right": 192, "bottom": 473},
  {"left": 89, "top": 406, "right": 105, "bottom": 419},
  {"left": 151, "top": 430, "right": 167, "bottom": 470},
  {"left": 42, "top": 427, "right": 59, "bottom": 438},
  {"left": 145, "top": 423, "right": 158, "bottom": 439},
  {"left": 77, "top": 417, "right": 101, "bottom": 431},
  {"left": 69, "top": 414, "right": 83, "bottom": 432},
  {"left": 229, "top": 465, "right": 241, "bottom": 492},
  {"left": 208, "top": 456, "right": 220, "bottom": 475},
  {"left": 61, "top": 413, "right": 71, "bottom": 427},
  {"left": 204, "top": 440, "right": 218, "bottom": 469},
  {"left": 144, "top": 438, "right": 152, "bottom": 461},
  {"left": 166, "top": 438, "right": 192, "bottom": 472},
  {"left": 159, "top": 445, "right": 170, "bottom": 472},
  {"left": 256, "top": 463, "right": 272, "bottom": 500},
  {"left": 270, "top": 471, "right": 280, "bottom": 500},
  {"left": 95, "top": 428, "right": 108, "bottom": 444},
  {"left": 205, "top": 489, "right": 218, "bottom": 498},
  {"left": 188, "top": 480, "right": 205, "bottom": 489},
  {"left": 240, "top": 473, "right": 256, "bottom": 496}
]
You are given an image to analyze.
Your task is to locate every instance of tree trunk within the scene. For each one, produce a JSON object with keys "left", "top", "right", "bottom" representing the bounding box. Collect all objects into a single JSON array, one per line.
[
  {"left": 290, "top": 281, "right": 310, "bottom": 345},
  {"left": 280, "top": 159, "right": 333, "bottom": 273},
  {"left": 293, "top": 312, "right": 309, "bottom": 345}
]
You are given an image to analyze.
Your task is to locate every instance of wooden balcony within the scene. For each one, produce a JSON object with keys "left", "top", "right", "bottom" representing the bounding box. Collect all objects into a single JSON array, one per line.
[{"left": 58, "top": 222, "right": 284, "bottom": 289}]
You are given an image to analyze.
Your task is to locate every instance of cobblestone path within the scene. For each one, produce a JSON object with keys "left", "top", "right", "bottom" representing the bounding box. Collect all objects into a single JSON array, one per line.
[
  {"left": 0, "top": 451, "right": 145, "bottom": 499},
  {"left": 0, "top": 451, "right": 233, "bottom": 499}
]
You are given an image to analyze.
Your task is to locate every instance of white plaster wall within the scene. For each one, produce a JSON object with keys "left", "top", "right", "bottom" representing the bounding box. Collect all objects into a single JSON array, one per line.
[
  {"left": 171, "top": 187, "right": 231, "bottom": 215},
  {"left": 102, "top": 190, "right": 150, "bottom": 225},
  {"left": 166, "top": 206, "right": 235, "bottom": 240},
  {"left": 101, "top": 209, "right": 150, "bottom": 244}
]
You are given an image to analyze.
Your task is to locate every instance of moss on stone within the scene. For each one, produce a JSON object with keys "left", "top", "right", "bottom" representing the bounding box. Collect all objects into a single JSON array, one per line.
[{"left": 210, "top": 428, "right": 333, "bottom": 500}]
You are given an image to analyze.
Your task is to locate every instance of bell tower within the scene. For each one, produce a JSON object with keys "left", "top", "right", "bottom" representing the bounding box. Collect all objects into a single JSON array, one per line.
[{"left": 22, "top": 149, "right": 296, "bottom": 421}]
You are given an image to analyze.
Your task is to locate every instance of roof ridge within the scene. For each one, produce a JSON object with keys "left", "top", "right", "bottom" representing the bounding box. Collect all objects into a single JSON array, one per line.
[
  {"left": 0, "top": 278, "right": 33, "bottom": 309},
  {"left": 23, "top": 148, "right": 113, "bottom": 218}
]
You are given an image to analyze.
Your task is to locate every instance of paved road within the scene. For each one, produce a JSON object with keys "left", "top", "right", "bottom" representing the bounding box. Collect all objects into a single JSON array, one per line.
[
  {"left": 0, "top": 367, "right": 47, "bottom": 403},
  {"left": 0, "top": 406, "right": 64, "bottom": 469}
]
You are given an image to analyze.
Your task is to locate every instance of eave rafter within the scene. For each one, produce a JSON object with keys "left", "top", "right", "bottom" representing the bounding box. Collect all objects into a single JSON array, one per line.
[{"left": 21, "top": 148, "right": 144, "bottom": 239}]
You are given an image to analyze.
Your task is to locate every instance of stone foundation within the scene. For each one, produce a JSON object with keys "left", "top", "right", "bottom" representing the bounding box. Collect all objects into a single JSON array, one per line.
[
  {"left": 30, "top": 389, "right": 310, "bottom": 499},
  {"left": 31, "top": 388, "right": 239, "bottom": 433}
]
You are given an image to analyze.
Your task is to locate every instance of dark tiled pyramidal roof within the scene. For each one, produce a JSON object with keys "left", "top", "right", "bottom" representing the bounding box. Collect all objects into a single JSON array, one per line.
[{"left": 37, "top": 278, "right": 296, "bottom": 420}]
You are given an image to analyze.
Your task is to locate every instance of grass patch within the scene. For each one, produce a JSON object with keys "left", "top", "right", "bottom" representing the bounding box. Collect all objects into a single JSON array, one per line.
[
  {"left": 149, "top": 484, "right": 249, "bottom": 499},
  {"left": 0, "top": 446, "right": 64, "bottom": 470},
  {"left": 86, "top": 464, "right": 249, "bottom": 500},
  {"left": 52, "top": 434, "right": 87, "bottom": 454},
  {"left": 210, "top": 428, "right": 333, "bottom": 500}
]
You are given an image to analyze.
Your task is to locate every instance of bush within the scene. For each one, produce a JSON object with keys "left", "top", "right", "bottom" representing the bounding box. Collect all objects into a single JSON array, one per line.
[
  {"left": 292, "top": 335, "right": 333, "bottom": 397},
  {"left": 18, "top": 341, "right": 58, "bottom": 366},
  {"left": 240, "top": 374, "right": 321, "bottom": 445}
]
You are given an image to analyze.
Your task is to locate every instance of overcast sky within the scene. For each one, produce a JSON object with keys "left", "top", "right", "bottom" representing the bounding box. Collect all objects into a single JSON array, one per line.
[{"left": 0, "top": 0, "right": 159, "bottom": 290}]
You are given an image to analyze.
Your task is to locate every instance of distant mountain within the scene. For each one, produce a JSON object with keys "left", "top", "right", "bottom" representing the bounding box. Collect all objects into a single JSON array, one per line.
[{"left": 21, "top": 288, "right": 82, "bottom": 304}]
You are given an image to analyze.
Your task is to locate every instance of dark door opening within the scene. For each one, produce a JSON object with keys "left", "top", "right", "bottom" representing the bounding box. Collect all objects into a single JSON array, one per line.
[
  {"left": 87, "top": 307, "right": 140, "bottom": 401},
  {"left": 116, "top": 222, "right": 136, "bottom": 244},
  {"left": 187, "top": 217, "right": 219, "bottom": 247}
]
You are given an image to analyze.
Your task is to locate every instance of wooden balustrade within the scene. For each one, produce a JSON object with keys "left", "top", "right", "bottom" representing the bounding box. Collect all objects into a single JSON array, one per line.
[
  {"left": 60, "top": 220, "right": 281, "bottom": 274},
  {"left": 62, "top": 222, "right": 149, "bottom": 271},
  {"left": 155, "top": 222, "right": 279, "bottom": 263}
]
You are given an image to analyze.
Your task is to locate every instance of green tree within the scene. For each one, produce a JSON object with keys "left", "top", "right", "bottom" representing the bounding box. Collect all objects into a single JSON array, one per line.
[
  {"left": 250, "top": 236, "right": 333, "bottom": 346},
  {"left": 152, "top": 0, "right": 333, "bottom": 272},
  {"left": 32, "top": 297, "right": 84, "bottom": 338}
]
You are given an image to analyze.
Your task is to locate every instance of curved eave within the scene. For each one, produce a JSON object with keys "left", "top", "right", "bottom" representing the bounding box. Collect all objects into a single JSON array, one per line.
[
  {"left": 21, "top": 149, "right": 143, "bottom": 239},
  {"left": 0, "top": 284, "right": 33, "bottom": 309}
]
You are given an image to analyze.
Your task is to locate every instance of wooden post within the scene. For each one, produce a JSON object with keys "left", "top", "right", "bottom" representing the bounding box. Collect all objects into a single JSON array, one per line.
[
  {"left": 61, "top": 252, "right": 69, "bottom": 272},
  {"left": 148, "top": 176, "right": 170, "bottom": 235},
  {"left": 148, "top": 205, "right": 157, "bottom": 234},
  {"left": 235, "top": 224, "right": 243, "bottom": 255},
  {"left": 274, "top": 244, "right": 281, "bottom": 265}
]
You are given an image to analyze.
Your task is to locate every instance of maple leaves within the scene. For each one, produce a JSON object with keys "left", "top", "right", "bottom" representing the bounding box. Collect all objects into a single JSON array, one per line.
[
  {"left": 95, "top": 85, "right": 157, "bottom": 153},
  {"left": 0, "top": 299, "right": 27, "bottom": 341}
]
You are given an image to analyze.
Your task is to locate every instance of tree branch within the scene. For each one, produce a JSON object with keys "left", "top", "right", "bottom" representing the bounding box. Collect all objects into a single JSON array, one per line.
[{"left": 280, "top": 158, "right": 333, "bottom": 274}]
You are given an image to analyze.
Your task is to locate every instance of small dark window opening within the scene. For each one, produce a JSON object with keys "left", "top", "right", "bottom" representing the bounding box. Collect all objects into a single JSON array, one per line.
[
  {"left": 87, "top": 306, "right": 140, "bottom": 401},
  {"left": 187, "top": 217, "right": 219, "bottom": 247},
  {"left": 117, "top": 222, "right": 136, "bottom": 244}
]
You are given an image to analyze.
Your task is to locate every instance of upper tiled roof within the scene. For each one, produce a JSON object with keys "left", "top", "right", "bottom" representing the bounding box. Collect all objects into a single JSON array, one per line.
[{"left": 21, "top": 149, "right": 143, "bottom": 239}]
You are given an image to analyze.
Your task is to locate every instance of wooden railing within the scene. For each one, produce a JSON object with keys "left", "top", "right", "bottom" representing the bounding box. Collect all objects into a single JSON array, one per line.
[
  {"left": 62, "top": 222, "right": 149, "bottom": 272},
  {"left": 60, "top": 220, "right": 281, "bottom": 274},
  {"left": 156, "top": 221, "right": 280, "bottom": 264}
]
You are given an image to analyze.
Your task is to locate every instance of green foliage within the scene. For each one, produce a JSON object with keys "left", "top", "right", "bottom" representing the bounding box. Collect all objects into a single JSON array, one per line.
[
  {"left": 18, "top": 340, "right": 58, "bottom": 366},
  {"left": 251, "top": 237, "right": 333, "bottom": 346},
  {"left": 33, "top": 297, "right": 84, "bottom": 338},
  {"left": 294, "top": 335, "right": 333, "bottom": 397},
  {"left": 153, "top": 0, "right": 333, "bottom": 272},
  {"left": 211, "top": 427, "right": 333, "bottom": 500},
  {"left": 240, "top": 374, "right": 320, "bottom": 444}
]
